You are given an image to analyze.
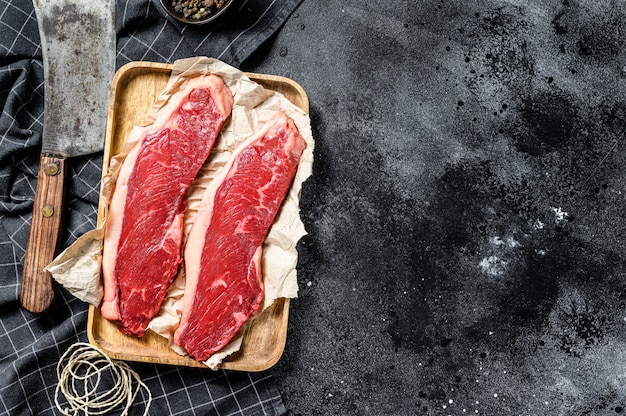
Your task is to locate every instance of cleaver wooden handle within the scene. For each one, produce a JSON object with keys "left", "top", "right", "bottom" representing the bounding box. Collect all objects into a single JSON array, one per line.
[{"left": 20, "top": 153, "right": 66, "bottom": 313}]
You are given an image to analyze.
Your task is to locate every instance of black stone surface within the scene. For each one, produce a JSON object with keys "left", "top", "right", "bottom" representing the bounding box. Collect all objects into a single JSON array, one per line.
[{"left": 242, "top": 1, "right": 626, "bottom": 414}]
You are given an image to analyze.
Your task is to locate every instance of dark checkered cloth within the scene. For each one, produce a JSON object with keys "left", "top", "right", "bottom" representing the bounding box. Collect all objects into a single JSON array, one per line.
[{"left": 0, "top": 0, "right": 301, "bottom": 414}]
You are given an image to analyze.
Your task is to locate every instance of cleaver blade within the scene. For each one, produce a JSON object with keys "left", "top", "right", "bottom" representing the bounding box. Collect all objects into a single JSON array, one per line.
[{"left": 21, "top": 0, "right": 116, "bottom": 313}]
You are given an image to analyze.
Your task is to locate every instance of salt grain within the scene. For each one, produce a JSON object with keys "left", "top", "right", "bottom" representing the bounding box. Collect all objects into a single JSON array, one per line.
[{"left": 551, "top": 206, "right": 568, "bottom": 222}]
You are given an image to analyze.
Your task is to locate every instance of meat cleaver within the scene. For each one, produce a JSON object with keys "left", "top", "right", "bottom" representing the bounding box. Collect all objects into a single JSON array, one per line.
[{"left": 20, "top": 0, "right": 116, "bottom": 313}]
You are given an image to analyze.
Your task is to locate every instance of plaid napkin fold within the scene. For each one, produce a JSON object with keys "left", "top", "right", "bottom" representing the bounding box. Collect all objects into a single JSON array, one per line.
[{"left": 0, "top": 0, "right": 302, "bottom": 414}]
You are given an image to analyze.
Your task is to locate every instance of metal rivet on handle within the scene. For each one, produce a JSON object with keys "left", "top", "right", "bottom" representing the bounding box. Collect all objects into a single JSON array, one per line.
[
  {"left": 42, "top": 205, "right": 54, "bottom": 218},
  {"left": 44, "top": 162, "right": 60, "bottom": 176}
]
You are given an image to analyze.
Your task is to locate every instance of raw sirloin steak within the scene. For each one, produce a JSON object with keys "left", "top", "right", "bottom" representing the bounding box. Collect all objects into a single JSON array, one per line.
[
  {"left": 101, "top": 74, "right": 233, "bottom": 336},
  {"left": 174, "top": 111, "right": 306, "bottom": 361}
]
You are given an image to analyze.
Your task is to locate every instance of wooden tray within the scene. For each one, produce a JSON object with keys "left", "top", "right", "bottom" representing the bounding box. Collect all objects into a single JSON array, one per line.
[{"left": 87, "top": 61, "right": 309, "bottom": 371}]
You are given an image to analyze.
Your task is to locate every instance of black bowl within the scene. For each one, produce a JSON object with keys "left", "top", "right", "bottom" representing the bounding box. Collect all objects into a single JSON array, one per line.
[{"left": 159, "top": 0, "right": 237, "bottom": 25}]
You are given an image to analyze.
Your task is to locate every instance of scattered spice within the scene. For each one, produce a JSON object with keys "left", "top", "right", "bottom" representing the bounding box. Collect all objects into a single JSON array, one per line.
[{"left": 170, "top": 0, "right": 228, "bottom": 21}]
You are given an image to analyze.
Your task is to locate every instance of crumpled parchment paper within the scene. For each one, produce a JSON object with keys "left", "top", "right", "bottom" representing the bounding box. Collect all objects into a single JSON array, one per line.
[{"left": 45, "top": 57, "right": 314, "bottom": 369}]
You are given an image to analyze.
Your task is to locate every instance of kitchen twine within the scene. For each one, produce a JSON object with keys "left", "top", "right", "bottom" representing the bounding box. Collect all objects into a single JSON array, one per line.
[{"left": 55, "top": 342, "right": 151, "bottom": 416}]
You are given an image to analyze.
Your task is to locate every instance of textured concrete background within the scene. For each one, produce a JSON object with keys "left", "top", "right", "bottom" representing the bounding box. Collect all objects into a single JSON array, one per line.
[{"left": 243, "top": 1, "right": 626, "bottom": 414}]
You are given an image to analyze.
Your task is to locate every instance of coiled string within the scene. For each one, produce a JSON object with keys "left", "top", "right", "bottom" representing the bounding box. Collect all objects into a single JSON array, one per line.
[{"left": 55, "top": 342, "right": 152, "bottom": 416}]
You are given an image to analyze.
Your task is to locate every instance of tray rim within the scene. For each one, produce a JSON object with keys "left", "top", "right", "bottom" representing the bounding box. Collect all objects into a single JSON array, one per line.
[{"left": 87, "top": 60, "right": 308, "bottom": 371}]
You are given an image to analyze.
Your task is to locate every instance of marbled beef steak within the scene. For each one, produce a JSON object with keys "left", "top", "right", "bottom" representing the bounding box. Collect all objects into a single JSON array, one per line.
[
  {"left": 175, "top": 111, "right": 306, "bottom": 361},
  {"left": 101, "top": 74, "right": 233, "bottom": 337}
]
